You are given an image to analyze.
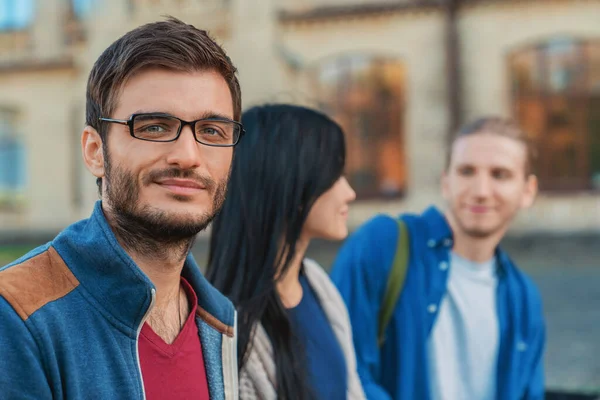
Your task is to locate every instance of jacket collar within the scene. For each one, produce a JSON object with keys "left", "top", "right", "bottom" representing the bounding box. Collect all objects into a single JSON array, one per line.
[
  {"left": 52, "top": 201, "right": 234, "bottom": 334},
  {"left": 420, "top": 205, "right": 512, "bottom": 276},
  {"left": 421, "top": 206, "right": 453, "bottom": 246}
]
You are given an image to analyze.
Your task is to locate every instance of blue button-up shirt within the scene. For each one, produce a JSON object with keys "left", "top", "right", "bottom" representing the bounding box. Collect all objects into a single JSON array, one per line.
[{"left": 331, "top": 206, "right": 545, "bottom": 400}]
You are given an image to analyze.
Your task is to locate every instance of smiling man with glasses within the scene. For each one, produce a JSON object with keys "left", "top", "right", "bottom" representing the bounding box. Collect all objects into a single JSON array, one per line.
[{"left": 0, "top": 18, "right": 241, "bottom": 400}]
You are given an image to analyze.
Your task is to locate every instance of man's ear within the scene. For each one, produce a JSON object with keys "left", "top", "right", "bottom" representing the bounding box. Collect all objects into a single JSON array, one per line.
[
  {"left": 82, "top": 126, "right": 105, "bottom": 179},
  {"left": 521, "top": 174, "right": 538, "bottom": 209}
]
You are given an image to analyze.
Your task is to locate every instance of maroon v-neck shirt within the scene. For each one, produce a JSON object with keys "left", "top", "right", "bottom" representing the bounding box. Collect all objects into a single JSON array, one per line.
[{"left": 139, "top": 277, "right": 210, "bottom": 399}]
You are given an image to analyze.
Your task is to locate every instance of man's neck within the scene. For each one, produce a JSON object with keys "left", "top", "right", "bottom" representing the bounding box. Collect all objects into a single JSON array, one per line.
[
  {"left": 451, "top": 235, "right": 498, "bottom": 263},
  {"left": 130, "top": 249, "right": 190, "bottom": 344},
  {"left": 103, "top": 205, "right": 193, "bottom": 343},
  {"left": 129, "top": 250, "right": 186, "bottom": 295}
]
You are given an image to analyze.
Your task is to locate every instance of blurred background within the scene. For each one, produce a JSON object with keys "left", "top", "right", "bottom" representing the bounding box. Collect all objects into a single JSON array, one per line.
[{"left": 0, "top": 0, "right": 599, "bottom": 397}]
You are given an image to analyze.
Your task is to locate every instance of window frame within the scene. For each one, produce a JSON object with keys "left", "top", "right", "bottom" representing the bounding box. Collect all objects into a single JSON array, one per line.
[
  {"left": 309, "top": 54, "right": 407, "bottom": 200},
  {"left": 509, "top": 38, "right": 600, "bottom": 192}
]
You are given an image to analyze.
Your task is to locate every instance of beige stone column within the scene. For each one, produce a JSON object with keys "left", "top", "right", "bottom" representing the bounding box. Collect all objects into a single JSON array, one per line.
[
  {"left": 228, "top": 0, "right": 286, "bottom": 108},
  {"left": 31, "top": 0, "right": 68, "bottom": 60}
]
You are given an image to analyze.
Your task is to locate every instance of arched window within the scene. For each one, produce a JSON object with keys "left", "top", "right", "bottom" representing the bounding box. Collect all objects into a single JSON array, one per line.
[
  {"left": 0, "top": 108, "right": 26, "bottom": 210},
  {"left": 0, "top": 0, "right": 34, "bottom": 31},
  {"left": 510, "top": 38, "right": 600, "bottom": 191},
  {"left": 311, "top": 55, "right": 406, "bottom": 199}
]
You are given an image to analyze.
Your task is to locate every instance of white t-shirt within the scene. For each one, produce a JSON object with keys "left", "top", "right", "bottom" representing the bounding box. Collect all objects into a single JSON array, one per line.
[{"left": 427, "top": 251, "right": 499, "bottom": 400}]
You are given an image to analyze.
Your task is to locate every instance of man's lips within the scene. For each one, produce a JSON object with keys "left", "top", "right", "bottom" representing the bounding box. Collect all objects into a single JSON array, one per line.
[
  {"left": 468, "top": 205, "right": 491, "bottom": 214},
  {"left": 155, "top": 179, "right": 206, "bottom": 195}
]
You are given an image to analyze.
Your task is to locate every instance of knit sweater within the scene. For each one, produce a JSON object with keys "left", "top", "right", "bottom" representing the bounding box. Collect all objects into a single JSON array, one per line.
[{"left": 239, "top": 258, "right": 366, "bottom": 400}]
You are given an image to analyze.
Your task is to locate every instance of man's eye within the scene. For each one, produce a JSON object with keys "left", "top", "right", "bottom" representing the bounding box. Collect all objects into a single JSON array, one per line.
[
  {"left": 493, "top": 170, "right": 511, "bottom": 180},
  {"left": 458, "top": 167, "right": 475, "bottom": 176},
  {"left": 201, "top": 127, "right": 219, "bottom": 136},
  {"left": 144, "top": 125, "right": 167, "bottom": 133}
]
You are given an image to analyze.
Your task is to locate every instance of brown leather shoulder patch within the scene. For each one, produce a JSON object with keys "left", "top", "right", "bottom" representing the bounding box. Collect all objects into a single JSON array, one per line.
[
  {"left": 0, "top": 247, "right": 80, "bottom": 321},
  {"left": 196, "top": 306, "right": 234, "bottom": 338}
]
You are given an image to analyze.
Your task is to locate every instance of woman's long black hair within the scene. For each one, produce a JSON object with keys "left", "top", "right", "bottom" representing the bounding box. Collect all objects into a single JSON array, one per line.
[{"left": 206, "top": 104, "right": 346, "bottom": 399}]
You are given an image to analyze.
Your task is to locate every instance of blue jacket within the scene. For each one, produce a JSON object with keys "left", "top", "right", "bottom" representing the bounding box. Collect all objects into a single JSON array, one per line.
[
  {"left": 331, "top": 207, "right": 545, "bottom": 400},
  {"left": 0, "top": 201, "right": 238, "bottom": 400}
]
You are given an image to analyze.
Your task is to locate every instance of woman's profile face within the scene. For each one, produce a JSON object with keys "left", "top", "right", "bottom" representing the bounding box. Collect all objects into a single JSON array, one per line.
[{"left": 302, "top": 176, "right": 356, "bottom": 241}]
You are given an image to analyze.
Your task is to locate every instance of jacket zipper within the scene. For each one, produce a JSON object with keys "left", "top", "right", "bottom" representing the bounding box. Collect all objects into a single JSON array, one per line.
[{"left": 136, "top": 288, "right": 156, "bottom": 400}]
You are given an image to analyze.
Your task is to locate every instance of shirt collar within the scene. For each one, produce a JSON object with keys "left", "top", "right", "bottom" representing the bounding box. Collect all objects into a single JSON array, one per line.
[{"left": 421, "top": 206, "right": 454, "bottom": 248}]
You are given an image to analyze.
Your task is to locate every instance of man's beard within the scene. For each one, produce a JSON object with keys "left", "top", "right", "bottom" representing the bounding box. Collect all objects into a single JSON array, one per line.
[
  {"left": 104, "top": 159, "right": 227, "bottom": 260},
  {"left": 451, "top": 206, "right": 515, "bottom": 240}
]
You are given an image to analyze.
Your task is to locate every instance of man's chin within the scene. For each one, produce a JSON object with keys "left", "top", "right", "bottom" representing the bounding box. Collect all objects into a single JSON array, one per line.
[
  {"left": 146, "top": 198, "right": 210, "bottom": 215},
  {"left": 132, "top": 205, "right": 214, "bottom": 237},
  {"left": 165, "top": 217, "right": 211, "bottom": 233},
  {"left": 158, "top": 212, "right": 214, "bottom": 232},
  {"left": 462, "top": 223, "right": 503, "bottom": 239}
]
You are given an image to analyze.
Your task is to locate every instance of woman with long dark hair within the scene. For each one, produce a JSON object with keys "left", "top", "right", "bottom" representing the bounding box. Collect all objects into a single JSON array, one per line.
[{"left": 206, "top": 104, "right": 365, "bottom": 399}]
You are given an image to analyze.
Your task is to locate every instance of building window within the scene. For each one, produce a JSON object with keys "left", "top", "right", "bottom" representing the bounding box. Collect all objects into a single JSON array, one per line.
[
  {"left": 71, "top": 0, "right": 98, "bottom": 18},
  {"left": 510, "top": 38, "right": 600, "bottom": 191},
  {"left": 0, "top": 0, "right": 34, "bottom": 31},
  {"left": 311, "top": 55, "right": 406, "bottom": 199},
  {"left": 0, "top": 108, "right": 26, "bottom": 210},
  {"left": 65, "top": 0, "right": 98, "bottom": 45}
]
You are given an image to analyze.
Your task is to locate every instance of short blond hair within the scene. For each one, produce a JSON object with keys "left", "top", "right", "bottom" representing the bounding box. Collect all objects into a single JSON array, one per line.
[{"left": 446, "top": 116, "right": 537, "bottom": 176}]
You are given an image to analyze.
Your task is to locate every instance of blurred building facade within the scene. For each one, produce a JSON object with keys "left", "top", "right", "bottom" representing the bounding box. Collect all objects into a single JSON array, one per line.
[{"left": 1, "top": 0, "right": 600, "bottom": 236}]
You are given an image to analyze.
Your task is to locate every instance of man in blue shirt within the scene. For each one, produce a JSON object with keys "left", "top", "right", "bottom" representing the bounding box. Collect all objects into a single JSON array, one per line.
[{"left": 331, "top": 117, "right": 545, "bottom": 400}]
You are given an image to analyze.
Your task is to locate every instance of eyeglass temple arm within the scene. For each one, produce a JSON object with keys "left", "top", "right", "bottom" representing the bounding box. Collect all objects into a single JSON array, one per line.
[{"left": 98, "top": 117, "right": 129, "bottom": 126}]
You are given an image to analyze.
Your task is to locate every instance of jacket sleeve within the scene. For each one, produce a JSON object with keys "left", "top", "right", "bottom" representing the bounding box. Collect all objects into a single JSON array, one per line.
[
  {"left": 330, "top": 215, "right": 400, "bottom": 400},
  {"left": 525, "top": 323, "right": 545, "bottom": 400},
  {"left": 0, "top": 296, "right": 52, "bottom": 399},
  {"left": 523, "top": 294, "right": 546, "bottom": 400}
]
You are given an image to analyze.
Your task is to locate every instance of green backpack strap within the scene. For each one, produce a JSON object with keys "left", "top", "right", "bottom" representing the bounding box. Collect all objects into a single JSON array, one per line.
[{"left": 377, "top": 218, "right": 410, "bottom": 348}]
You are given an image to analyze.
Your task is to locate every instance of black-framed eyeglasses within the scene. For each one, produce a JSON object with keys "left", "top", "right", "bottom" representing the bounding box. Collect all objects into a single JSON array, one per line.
[{"left": 99, "top": 113, "right": 244, "bottom": 147}]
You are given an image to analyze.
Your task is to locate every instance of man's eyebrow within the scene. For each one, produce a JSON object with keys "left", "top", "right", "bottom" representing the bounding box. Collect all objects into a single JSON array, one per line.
[
  {"left": 132, "top": 110, "right": 234, "bottom": 121},
  {"left": 454, "top": 163, "right": 474, "bottom": 168},
  {"left": 490, "top": 165, "right": 515, "bottom": 173},
  {"left": 195, "top": 112, "right": 235, "bottom": 121},
  {"left": 130, "top": 110, "right": 175, "bottom": 118},
  {"left": 132, "top": 109, "right": 165, "bottom": 115}
]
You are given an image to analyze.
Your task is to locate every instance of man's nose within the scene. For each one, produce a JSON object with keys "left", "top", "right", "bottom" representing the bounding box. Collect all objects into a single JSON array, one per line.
[
  {"left": 472, "top": 174, "right": 493, "bottom": 197},
  {"left": 165, "top": 125, "right": 203, "bottom": 170}
]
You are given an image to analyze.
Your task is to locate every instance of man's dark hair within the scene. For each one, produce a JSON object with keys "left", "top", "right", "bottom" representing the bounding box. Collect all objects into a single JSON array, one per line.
[
  {"left": 85, "top": 17, "right": 242, "bottom": 193},
  {"left": 446, "top": 116, "right": 537, "bottom": 176}
]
